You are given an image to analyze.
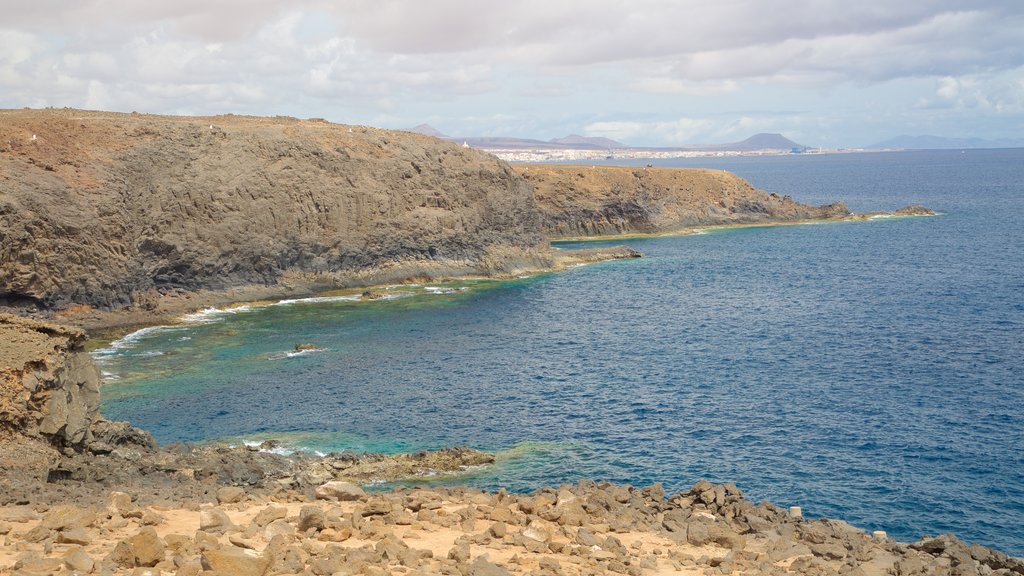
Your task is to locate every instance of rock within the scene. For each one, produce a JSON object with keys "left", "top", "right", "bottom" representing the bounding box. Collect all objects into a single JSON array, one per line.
[
  {"left": 811, "top": 541, "right": 848, "bottom": 560},
  {"left": 576, "top": 526, "right": 600, "bottom": 547},
  {"left": 217, "top": 486, "right": 246, "bottom": 504},
  {"left": 488, "top": 522, "right": 507, "bottom": 539},
  {"left": 20, "top": 524, "right": 52, "bottom": 543},
  {"left": 107, "top": 491, "right": 134, "bottom": 516},
  {"left": 315, "top": 481, "right": 366, "bottom": 502},
  {"left": 64, "top": 548, "right": 95, "bottom": 573},
  {"left": 41, "top": 504, "right": 97, "bottom": 530},
  {"left": 56, "top": 527, "right": 91, "bottom": 545},
  {"left": 199, "top": 507, "right": 234, "bottom": 533},
  {"left": 686, "top": 521, "right": 712, "bottom": 546},
  {"left": 12, "top": 557, "right": 65, "bottom": 574},
  {"left": 264, "top": 519, "right": 296, "bottom": 541},
  {"left": 469, "top": 556, "right": 511, "bottom": 576},
  {"left": 253, "top": 505, "right": 288, "bottom": 527},
  {"left": 298, "top": 505, "right": 325, "bottom": 532},
  {"left": 894, "top": 204, "right": 936, "bottom": 216},
  {"left": 128, "top": 526, "right": 166, "bottom": 567},
  {"left": 106, "top": 538, "right": 137, "bottom": 568},
  {"left": 521, "top": 519, "right": 553, "bottom": 543},
  {"left": 448, "top": 540, "right": 471, "bottom": 563},
  {"left": 201, "top": 547, "right": 270, "bottom": 576}
]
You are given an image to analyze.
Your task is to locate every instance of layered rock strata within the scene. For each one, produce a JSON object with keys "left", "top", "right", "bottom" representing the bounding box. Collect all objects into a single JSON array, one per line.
[
  {"left": 0, "top": 109, "right": 545, "bottom": 311},
  {"left": 518, "top": 164, "right": 851, "bottom": 238}
]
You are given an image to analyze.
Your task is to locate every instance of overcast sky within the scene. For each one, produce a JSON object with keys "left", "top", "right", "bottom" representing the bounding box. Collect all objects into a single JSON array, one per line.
[{"left": 2, "top": 1, "right": 1022, "bottom": 147}]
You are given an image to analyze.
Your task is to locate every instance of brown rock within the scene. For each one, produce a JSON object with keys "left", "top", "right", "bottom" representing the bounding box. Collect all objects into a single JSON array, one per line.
[
  {"left": 19, "top": 524, "right": 52, "bottom": 543},
  {"left": 488, "top": 522, "right": 507, "bottom": 539},
  {"left": 253, "top": 505, "right": 288, "bottom": 527},
  {"left": 216, "top": 486, "right": 246, "bottom": 504},
  {"left": 199, "top": 507, "right": 234, "bottom": 533},
  {"left": 107, "top": 491, "right": 135, "bottom": 516},
  {"left": 56, "top": 527, "right": 91, "bottom": 545},
  {"left": 64, "top": 548, "right": 95, "bottom": 573},
  {"left": 314, "top": 481, "right": 366, "bottom": 502},
  {"left": 41, "top": 504, "right": 97, "bottom": 531},
  {"left": 202, "top": 547, "right": 270, "bottom": 576},
  {"left": 129, "top": 526, "right": 166, "bottom": 567},
  {"left": 298, "top": 505, "right": 325, "bottom": 532},
  {"left": 469, "top": 556, "right": 511, "bottom": 576}
]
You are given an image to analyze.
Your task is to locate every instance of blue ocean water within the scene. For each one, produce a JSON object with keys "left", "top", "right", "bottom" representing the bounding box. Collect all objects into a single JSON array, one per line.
[{"left": 94, "top": 149, "right": 1024, "bottom": 554}]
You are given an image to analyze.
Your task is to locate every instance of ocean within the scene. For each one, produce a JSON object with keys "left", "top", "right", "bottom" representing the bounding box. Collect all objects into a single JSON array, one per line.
[{"left": 93, "top": 149, "right": 1024, "bottom": 554}]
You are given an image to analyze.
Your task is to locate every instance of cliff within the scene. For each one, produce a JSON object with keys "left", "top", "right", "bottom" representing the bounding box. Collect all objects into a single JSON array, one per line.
[
  {"left": 0, "top": 313, "right": 156, "bottom": 459},
  {"left": 0, "top": 109, "right": 544, "bottom": 311},
  {"left": 517, "top": 164, "right": 850, "bottom": 238}
]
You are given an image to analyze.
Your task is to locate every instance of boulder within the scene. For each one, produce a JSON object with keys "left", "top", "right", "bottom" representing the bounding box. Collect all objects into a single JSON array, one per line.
[
  {"left": 41, "top": 504, "right": 97, "bottom": 531},
  {"left": 315, "top": 481, "right": 366, "bottom": 501},
  {"left": 199, "top": 507, "right": 235, "bottom": 533},
  {"left": 298, "top": 505, "right": 325, "bottom": 532},
  {"left": 64, "top": 548, "right": 95, "bottom": 573},
  {"left": 202, "top": 547, "right": 271, "bottom": 576},
  {"left": 253, "top": 505, "right": 288, "bottom": 527},
  {"left": 128, "top": 526, "right": 166, "bottom": 567},
  {"left": 217, "top": 486, "right": 246, "bottom": 504}
]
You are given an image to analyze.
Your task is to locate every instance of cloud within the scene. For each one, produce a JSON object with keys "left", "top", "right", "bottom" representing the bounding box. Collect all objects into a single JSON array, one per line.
[{"left": 0, "top": 2, "right": 1022, "bottom": 145}]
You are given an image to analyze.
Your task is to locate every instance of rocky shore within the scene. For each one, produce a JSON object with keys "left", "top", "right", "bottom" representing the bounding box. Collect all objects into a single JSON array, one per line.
[
  {"left": 2, "top": 308, "right": 1020, "bottom": 576},
  {"left": 4, "top": 471, "right": 1022, "bottom": 576},
  {"left": 1, "top": 109, "right": 967, "bottom": 575}
]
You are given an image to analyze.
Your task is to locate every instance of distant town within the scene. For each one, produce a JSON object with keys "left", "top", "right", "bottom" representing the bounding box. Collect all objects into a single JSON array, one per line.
[
  {"left": 408, "top": 124, "right": 1024, "bottom": 161},
  {"left": 407, "top": 125, "right": 861, "bottom": 162}
]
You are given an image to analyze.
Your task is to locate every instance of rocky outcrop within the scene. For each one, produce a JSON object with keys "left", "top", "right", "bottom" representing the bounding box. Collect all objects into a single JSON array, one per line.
[
  {"left": 0, "top": 314, "right": 154, "bottom": 456},
  {"left": 0, "top": 314, "right": 99, "bottom": 447},
  {"left": 0, "top": 109, "right": 544, "bottom": 311},
  {"left": 517, "top": 164, "right": 850, "bottom": 238}
]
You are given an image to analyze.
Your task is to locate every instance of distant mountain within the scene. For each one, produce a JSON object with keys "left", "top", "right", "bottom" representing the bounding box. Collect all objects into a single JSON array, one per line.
[
  {"left": 549, "top": 134, "right": 628, "bottom": 149},
  {"left": 406, "top": 125, "right": 809, "bottom": 152},
  {"left": 408, "top": 124, "right": 448, "bottom": 138},
  {"left": 869, "top": 135, "right": 1024, "bottom": 150},
  {"left": 714, "top": 133, "right": 807, "bottom": 151}
]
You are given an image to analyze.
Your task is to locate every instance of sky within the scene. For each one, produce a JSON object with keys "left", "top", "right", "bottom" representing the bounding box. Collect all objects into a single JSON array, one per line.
[{"left": 2, "top": 1, "right": 1023, "bottom": 148}]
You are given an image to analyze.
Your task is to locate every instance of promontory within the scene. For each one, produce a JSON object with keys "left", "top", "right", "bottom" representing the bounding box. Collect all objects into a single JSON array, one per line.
[{"left": 0, "top": 108, "right": 872, "bottom": 327}]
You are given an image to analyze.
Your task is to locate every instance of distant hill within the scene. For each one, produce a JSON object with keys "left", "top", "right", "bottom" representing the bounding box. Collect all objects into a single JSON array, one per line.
[
  {"left": 549, "top": 134, "right": 628, "bottom": 149},
  {"left": 714, "top": 133, "right": 807, "bottom": 151},
  {"left": 406, "top": 125, "right": 808, "bottom": 152},
  {"left": 407, "top": 124, "right": 448, "bottom": 138},
  {"left": 869, "top": 135, "right": 1024, "bottom": 150}
]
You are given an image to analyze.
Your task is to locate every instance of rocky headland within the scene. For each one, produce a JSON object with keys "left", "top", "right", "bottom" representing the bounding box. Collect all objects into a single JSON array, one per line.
[
  {"left": 0, "top": 108, "right": 934, "bottom": 332},
  {"left": 518, "top": 165, "right": 852, "bottom": 239},
  {"left": 1, "top": 109, "right": 635, "bottom": 328}
]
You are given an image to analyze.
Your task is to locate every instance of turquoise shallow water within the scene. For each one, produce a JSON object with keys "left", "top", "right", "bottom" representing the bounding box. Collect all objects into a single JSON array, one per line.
[{"left": 95, "top": 149, "right": 1024, "bottom": 554}]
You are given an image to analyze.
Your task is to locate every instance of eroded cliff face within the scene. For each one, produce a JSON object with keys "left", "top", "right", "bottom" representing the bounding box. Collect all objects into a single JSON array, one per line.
[
  {"left": 517, "top": 164, "right": 850, "bottom": 238},
  {"left": 0, "top": 314, "right": 99, "bottom": 446},
  {"left": 0, "top": 109, "right": 543, "bottom": 310}
]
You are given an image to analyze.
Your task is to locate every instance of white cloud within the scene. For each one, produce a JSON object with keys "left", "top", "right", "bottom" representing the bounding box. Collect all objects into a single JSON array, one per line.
[{"left": 1, "top": 2, "right": 1023, "bottom": 145}]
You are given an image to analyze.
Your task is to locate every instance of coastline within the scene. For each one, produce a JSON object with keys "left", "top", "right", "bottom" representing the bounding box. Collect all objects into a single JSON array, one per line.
[
  {"left": 549, "top": 210, "right": 939, "bottom": 244},
  {"left": 30, "top": 245, "right": 641, "bottom": 339}
]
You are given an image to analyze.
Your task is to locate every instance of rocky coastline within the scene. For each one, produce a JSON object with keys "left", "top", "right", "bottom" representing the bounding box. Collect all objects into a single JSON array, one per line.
[
  {"left": 1, "top": 109, "right": 974, "bottom": 575},
  {"left": 2, "top": 296, "right": 1019, "bottom": 576}
]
